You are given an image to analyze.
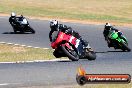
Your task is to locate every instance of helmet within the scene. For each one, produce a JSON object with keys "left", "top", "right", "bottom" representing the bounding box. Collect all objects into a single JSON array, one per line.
[
  {"left": 11, "top": 12, "right": 16, "bottom": 17},
  {"left": 59, "top": 24, "right": 68, "bottom": 29},
  {"left": 50, "top": 20, "right": 58, "bottom": 30},
  {"left": 104, "top": 23, "right": 112, "bottom": 30}
]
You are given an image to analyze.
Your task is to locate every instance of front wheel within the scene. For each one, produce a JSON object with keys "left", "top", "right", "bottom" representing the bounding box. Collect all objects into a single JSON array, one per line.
[
  {"left": 61, "top": 45, "right": 79, "bottom": 61},
  {"left": 121, "top": 42, "right": 131, "bottom": 52},
  {"left": 28, "top": 26, "right": 35, "bottom": 34},
  {"left": 85, "top": 48, "right": 96, "bottom": 60}
]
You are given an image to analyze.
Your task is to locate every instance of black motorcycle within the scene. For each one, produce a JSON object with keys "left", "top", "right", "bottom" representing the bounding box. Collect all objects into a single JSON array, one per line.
[{"left": 11, "top": 16, "right": 35, "bottom": 34}]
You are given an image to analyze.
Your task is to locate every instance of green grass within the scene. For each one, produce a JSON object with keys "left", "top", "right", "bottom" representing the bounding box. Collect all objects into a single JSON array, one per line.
[
  {"left": 0, "top": 43, "right": 56, "bottom": 62},
  {"left": 0, "top": 0, "right": 132, "bottom": 23}
]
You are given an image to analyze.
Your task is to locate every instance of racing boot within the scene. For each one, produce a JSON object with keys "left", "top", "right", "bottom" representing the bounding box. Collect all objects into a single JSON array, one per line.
[{"left": 107, "top": 39, "right": 113, "bottom": 48}]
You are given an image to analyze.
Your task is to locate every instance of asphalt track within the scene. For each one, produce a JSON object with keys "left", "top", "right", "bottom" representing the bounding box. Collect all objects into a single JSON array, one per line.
[{"left": 0, "top": 16, "right": 132, "bottom": 88}]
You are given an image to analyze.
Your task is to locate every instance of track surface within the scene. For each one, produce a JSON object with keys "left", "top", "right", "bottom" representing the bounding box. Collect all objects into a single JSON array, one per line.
[{"left": 0, "top": 16, "right": 132, "bottom": 88}]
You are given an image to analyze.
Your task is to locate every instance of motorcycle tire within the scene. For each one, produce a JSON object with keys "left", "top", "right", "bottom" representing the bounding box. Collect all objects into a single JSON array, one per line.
[
  {"left": 12, "top": 26, "right": 18, "bottom": 33},
  {"left": 20, "top": 30, "right": 25, "bottom": 34},
  {"left": 53, "top": 51, "right": 61, "bottom": 58},
  {"left": 14, "top": 29, "right": 24, "bottom": 34},
  {"left": 13, "top": 29, "right": 17, "bottom": 33},
  {"left": 121, "top": 42, "right": 131, "bottom": 52},
  {"left": 61, "top": 45, "right": 79, "bottom": 61},
  {"left": 28, "top": 26, "right": 35, "bottom": 34},
  {"left": 87, "top": 51, "right": 96, "bottom": 60}
]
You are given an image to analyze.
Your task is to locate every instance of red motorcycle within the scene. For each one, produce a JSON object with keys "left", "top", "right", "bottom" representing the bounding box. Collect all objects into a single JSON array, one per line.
[{"left": 51, "top": 31, "right": 96, "bottom": 61}]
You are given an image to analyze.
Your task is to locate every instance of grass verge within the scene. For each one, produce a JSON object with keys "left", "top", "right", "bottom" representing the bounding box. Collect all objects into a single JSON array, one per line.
[
  {"left": 0, "top": 43, "right": 56, "bottom": 62},
  {"left": 0, "top": 0, "right": 132, "bottom": 24}
]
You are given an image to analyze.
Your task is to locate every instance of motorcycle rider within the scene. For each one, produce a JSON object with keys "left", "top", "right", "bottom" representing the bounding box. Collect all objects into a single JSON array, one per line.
[
  {"left": 49, "top": 20, "right": 90, "bottom": 49},
  {"left": 18, "top": 15, "right": 25, "bottom": 21},
  {"left": 9, "top": 12, "right": 25, "bottom": 25},
  {"left": 9, "top": 12, "right": 17, "bottom": 26},
  {"left": 103, "top": 23, "right": 125, "bottom": 47}
]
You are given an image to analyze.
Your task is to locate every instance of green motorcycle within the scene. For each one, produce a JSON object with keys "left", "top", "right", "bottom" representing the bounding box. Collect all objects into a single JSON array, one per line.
[{"left": 108, "top": 30, "right": 131, "bottom": 52}]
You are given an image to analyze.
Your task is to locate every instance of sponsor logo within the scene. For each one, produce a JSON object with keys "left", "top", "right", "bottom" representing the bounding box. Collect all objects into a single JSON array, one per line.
[{"left": 76, "top": 67, "right": 131, "bottom": 85}]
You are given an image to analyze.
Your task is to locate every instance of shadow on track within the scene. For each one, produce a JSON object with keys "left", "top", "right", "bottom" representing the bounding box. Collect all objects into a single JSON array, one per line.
[
  {"left": 96, "top": 50, "right": 126, "bottom": 53},
  {"left": 2, "top": 32, "right": 33, "bottom": 34},
  {"left": 57, "top": 60, "right": 72, "bottom": 62},
  {"left": 107, "top": 50, "right": 124, "bottom": 52}
]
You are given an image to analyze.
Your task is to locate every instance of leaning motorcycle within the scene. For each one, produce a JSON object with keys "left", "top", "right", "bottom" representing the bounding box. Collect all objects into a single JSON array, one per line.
[
  {"left": 107, "top": 30, "right": 131, "bottom": 52},
  {"left": 12, "top": 17, "right": 35, "bottom": 34},
  {"left": 51, "top": 30, "right": 96, "bottom": 61}
]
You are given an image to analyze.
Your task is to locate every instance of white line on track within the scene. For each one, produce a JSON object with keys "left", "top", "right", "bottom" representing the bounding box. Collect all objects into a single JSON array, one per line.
[
  {"left": 0, "top": 83, "right": 21, "bottom": 86},
  {"left": 0, "top": 42, "right": 65, "bottom": 63},
  {"left": 0, "top": 42, "right": 49, "bottom": 49},
  {"left": 0, "top": 83, "right": 9, "bottom": 86},
  {"left": 0, "top": 59, "right": 69, "bottom": 64}
]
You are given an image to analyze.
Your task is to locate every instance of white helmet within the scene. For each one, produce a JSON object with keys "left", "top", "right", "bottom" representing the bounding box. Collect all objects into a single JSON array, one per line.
[
  {"left": 105, "top": 23, "right": 111, "bottom": 26},
  {"left": 11, "top": 12, "right": 16, "bottom": 17},
  {"left": 105, "top": 23, "right": 112, "bottom": 30},
  {"left": 50, "top": 20, "right": 58, "bottom": 28}
]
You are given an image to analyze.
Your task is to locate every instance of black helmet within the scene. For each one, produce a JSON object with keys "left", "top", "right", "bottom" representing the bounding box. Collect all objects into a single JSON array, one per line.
[
  {"left": 59, "top": 24, "right": 68, "bottom": 29},
  {"left": 105, "top": 23, "right": 112, "bottom": 30},
  {"left": 50, "top": 20, "right": 58, "bottom": 30}
]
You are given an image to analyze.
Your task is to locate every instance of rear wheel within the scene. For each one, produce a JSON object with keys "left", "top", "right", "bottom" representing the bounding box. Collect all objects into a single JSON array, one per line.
[
  {"left": 20, "top": 30, "right": 25, "bottom": 34},
  {"left": 13, "top": 29, "right": 17, "bottom": 33},
  {"left": 61, "top": 44, "right": 79, "bottom": 61},
  {"left": 12, "top": 26, "right": 18, "bottom": 33}
]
